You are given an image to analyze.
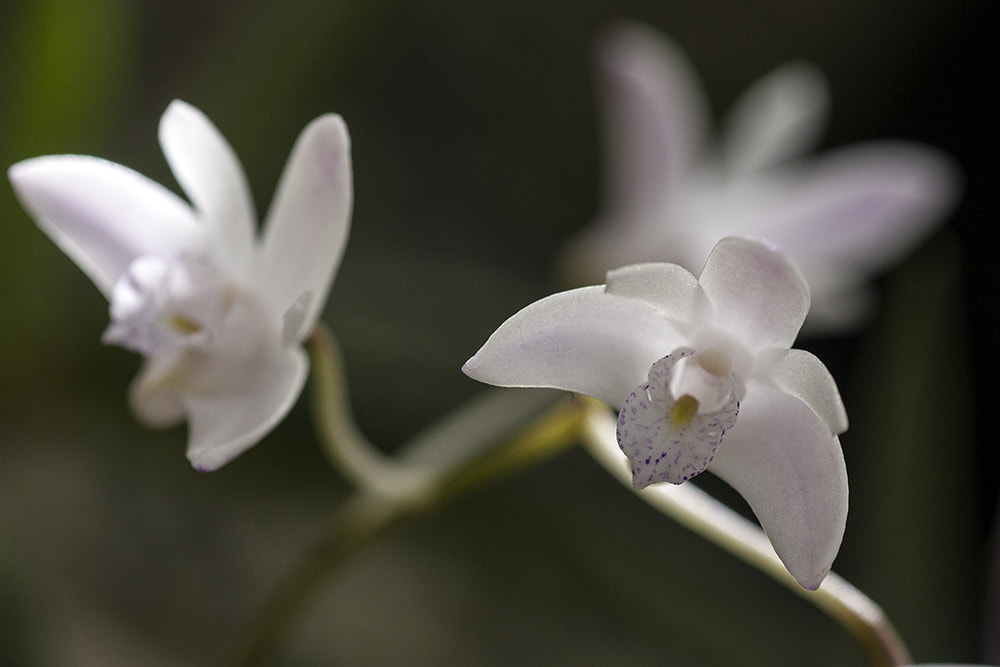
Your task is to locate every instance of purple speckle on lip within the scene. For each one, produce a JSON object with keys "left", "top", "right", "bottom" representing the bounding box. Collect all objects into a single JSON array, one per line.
[{"left": 617, "top": 348, "right": 739, "bottom": 488}]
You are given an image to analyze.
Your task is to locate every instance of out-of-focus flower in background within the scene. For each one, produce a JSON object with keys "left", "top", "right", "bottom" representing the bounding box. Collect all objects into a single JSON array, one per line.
[
  {"left": 559, "top": 21, "right": 961, "bottom": 332},
  {"left": 9, "top": 100, "right": 353, "bottom": 471},
  {"left": 465, "top": 236, "right": 848, "bottom": 590}
]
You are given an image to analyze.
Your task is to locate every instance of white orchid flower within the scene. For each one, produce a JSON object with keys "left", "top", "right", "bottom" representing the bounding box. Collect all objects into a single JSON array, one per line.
[
  {"left": 560, "top": 22, "right": 960, "bottom": 331},
  {"left": 9, "top": 100, "right": 353, "bottom": 471},
  {"left": 465, "top": 236, "right": 848, "bottom": 590}
]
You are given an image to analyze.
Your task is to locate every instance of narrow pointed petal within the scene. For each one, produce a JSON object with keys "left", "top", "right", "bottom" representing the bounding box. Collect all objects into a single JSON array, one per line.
[
  {"left": 709, "top": 383, "right": 848, "bottom": 590},
  {"left": 755, "top": 142, "right": 961, "bottom": 270},
  {"left": 8, "top": 156, "right": 201, "bottom": 296},
  {"left": 699, "top": 237, "right": 809, "bottom": 350},
  {"left": 721, "top": 62, "right": 829, "bottom": 175},
  {"left": 756, "top": 347, "right": 848, "bottom": 434},
  {"left": 260, "top": 114, "right": 352, "bottom": 340},
  {"left": 596, "top": 22, "right": 709, "bottom": 214},
  {"left": 605, "top": 262, "right": 711, "bottom": 330},
  {"left": 618, "top": 349, "right": 739, "bottom": 487},
  {"left": 463, "top": 286, "right": 683, "bottom": 409},
  {"left": 158, "top": 100, "right": 256, "bottom": 273}
]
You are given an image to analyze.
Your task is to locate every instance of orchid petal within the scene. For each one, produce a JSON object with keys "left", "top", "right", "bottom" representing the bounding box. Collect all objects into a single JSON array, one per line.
[
  {"left": 182, "top": 347, "right": 308, "bottom": 471},
  {"left": 721, "top": 62, "right": 829, "bottom": 175},
  {"left": 753, "top": 142, "right": 961, "bottom": 270},
  {"left": 699, "top": 237, "right": 809, "bottom": 350},
  {"left": 756, "top": 347, "right": 848, "bottom": 434},
  {"left": 709, "top": 383, "right": 848, "bottom": 590},
  {"left": 260, "top": 114, "right": 352, "bottom": 340},
  {"left": 605, "top": 262, "right": 711, "bottom": 330},
  {"left": 129, "top": 344, "right": 308, "bottom": 471},
  {"left": 618, "top": 349, "right": 739, "bottom": 487},
  {"left": 596, "top": 22, "right": 709, "bottom": 214},
  {"left": 158, "top": 100, "right": 256, "bottom": 274},
  {"left": 128, "top": 351, "right": 188, "bottom": 427},
  {"left": 8, "top": 156, "right": 202, "bottom": 297},
  {"left": 463, "top": 286, "right": 682, "bottom": 409}
]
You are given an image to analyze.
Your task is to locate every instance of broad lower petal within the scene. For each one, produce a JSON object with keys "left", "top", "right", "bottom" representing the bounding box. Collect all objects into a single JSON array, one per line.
[
  {"left": 721, "top": 62, "right": 829, "bottom": 175},
  {"left": 755, "top": 347, "right": 848, "bottom": 434},
  {"left": 709, "top": 383, "right": 848, "bottom": 590},
  {"left": 596, "top": 21, "right": 708, "bottom": 214},
  {"left": 158, "top": 100, "right": 257, "bottom": 275},
  {"left": 463, "top": 286, "right": 682, "bottom": 409},
  {"left": 9, "top": 156, "right": 201, "bottom": 296},
  {"left": 605, "top": 262, "right": 711, "bottom": 331},
  {"left": 130, "top": 344, "right": 309, "bottom": 471},
  {"left": 699, "top": 236, "right": 810, "bottom": 350},
  {"left": 182, "top": 347, "right": 308, "bottom": 471},
  {"left": 260, "top": 114, "right": 352, "bottom": 340}
]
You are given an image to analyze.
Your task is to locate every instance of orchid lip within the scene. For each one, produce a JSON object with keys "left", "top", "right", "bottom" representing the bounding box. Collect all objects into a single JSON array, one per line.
[{"left": 618, "top": 347, "right": 740, "bottom": 488}]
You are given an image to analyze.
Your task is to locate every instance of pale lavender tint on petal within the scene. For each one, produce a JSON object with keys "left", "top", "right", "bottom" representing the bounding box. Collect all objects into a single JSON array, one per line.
[
  {"left": 604, "top": 262, "right": 711, "bottom": 329},
  {"left": 596, "top": 21, "right": 709, "bottom": 218},
  {"left": 556, "top": 23, "right": 713, "bottom": 288},
  {"left": 618, "top": 349, "right": 739, "bottom": 488},
  {"left": 260, "top": 114, "right": 352, "bottom": 340},
  {"left": 709, "top": 382, "right": 848, "bottom": 590},
  {"left": 463, "top": 286, "right": 682, "bottom": 409},
  {"left": 699, "top": 236, "right": 810, "bottom": 350},
  {"left": 754, "top": 142, "right": 961, "bottom": 271},
  {"left": 721, "top": 61, "right": 829, "bottom": 176},
  {"left": 182, "top": 346, "right": 309, "bottom": 471},
  {"left": 158, "top": 100, "right": 257, "bottom": 275},
  {"left": 8, "top": 156, "right": 201, "bottom": 296},
  {"left": 755, "top": 347, "right": 848, "bottom": 434}
]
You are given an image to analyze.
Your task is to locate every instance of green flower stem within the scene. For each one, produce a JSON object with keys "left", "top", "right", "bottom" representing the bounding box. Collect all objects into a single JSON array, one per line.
[
  {"left": 228, "top": 326, "right": 588, "bottom": 665},
  {"left": 578, "top": 398, "right": 912, "bottom": 667},
  {"left": 224, "top": 493, "right": 408, "bottom": 667},
  {"left": 304, "top": 322, "right": 438, "bottom": 500},
  {"left": 240, "top": 325, "right": 910, "bottom": 666},
  {"left": 304, "top": 323, "right": 564, "bottom": 502}
]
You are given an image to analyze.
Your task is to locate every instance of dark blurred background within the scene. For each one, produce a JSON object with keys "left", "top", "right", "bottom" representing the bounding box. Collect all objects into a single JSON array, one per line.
[{"left": 1, "top": 0, "right": 997, "bottom": 664}]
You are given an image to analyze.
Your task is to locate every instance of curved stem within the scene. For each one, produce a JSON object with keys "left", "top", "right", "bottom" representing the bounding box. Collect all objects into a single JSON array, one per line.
[
  {"left": 305, "top": 323, "right": 437, "bottom": 500},
  {"left": 223, "top": 494, "right": 406, "bottom": 667},
  {"left": 245, "top": 326, "right": 912, "bottom": 666},
  {"left": 226, "top": 394, "right": 587, "bottom": 666},
  {"left": 578, "top": 398, "right": 912, "bottom": 667},
  {"left": 305, "top": 323, "right": 563, "bottom": 501}
]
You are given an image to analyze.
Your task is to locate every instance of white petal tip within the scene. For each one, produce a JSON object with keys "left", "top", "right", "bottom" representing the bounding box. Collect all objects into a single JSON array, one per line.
[
  {"left": 159, "top": 99, "right": 208, "bottom": 137},
  {"left": 795, "top": 567, "right": 829, "bottom": 591},
  {"left": 187, "top": 450, "right": 230, "bottom": 473},
  {"left": 304, "top": 113, "right": 351, "bottom": 151},
  {"left": 164, "top": 98, "right": 196, "bottom": 115},
  {"left": 8, "top": 160, "right": 28, "bottom": 183},
  {"left": 7, "top": 156, "right": 60, "bottom": 190},
  {"left": 461, "top": 358, "right": 484, "bottom": 382}
]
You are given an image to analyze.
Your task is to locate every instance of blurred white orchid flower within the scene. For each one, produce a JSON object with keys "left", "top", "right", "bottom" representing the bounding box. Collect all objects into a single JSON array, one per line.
[
  {"left": 560, "top": 22, "right": 960, "bottom": 331},
  {"left": 9, "top": 100, "right": 353, "bottom": 471},
  {"left": 465, "top": 236, "right": 848, "bottom": 590}
]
